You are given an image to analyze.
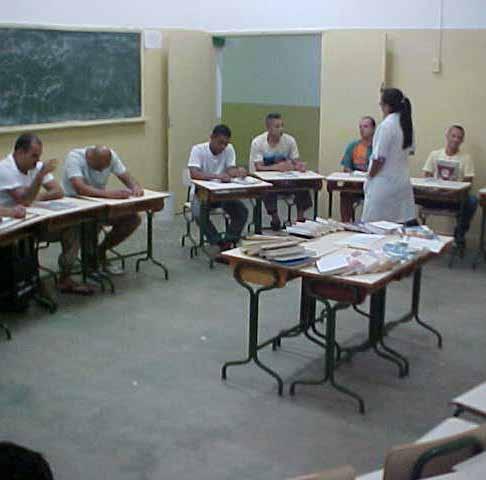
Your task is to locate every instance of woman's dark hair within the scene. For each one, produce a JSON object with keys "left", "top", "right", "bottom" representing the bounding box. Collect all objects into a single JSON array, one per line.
[{"left": 381, "top": 88, "right": 413, "bottom": 149}]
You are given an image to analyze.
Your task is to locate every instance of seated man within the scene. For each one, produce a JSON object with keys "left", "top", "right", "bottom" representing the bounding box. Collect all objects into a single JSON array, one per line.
[
  {"left": 249, "top": 112, "right": 311, "bottom": 230},
  {"left": 0, "top": 133, "right": 93, "bottom": 295},
  {"left": 188, "top": 124, "right": 248, "bottom": 255},
  {"left": 340, "top": 116, "right": 375, "bottom": 222},
  {"left": 62, "top": 145, "right": 143, "bottom": 275},
  {"left": 422, "top": 125, "right": 477, "bottom": 246}
]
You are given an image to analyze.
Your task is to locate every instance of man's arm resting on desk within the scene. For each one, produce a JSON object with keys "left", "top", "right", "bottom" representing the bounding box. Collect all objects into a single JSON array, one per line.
[
  {"left": 254, "top": 159, "right": 294, "bottom": 172},
  {"left": 117, "top": 172, "right": 144, "bottom": 197},
  {"left": 8, "top": 159, "right": 57, "bottom": 206},
  {"left": 0, "top": 205, "right": 26, "bottom": 219},
  {"left": 189, "top": 166, "right": 231, "bottom": 183},
  {"left": 69, "top": 177, "right": 131, "bottom": 199},
  {"left": 37, "top": 179, "right": 64, "bottom": 202}
]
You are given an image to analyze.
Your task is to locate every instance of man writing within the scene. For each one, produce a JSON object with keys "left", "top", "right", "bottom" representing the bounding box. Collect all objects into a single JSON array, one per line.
[{"left": 62, "top": 145, "right": 143, "bottom": 274}]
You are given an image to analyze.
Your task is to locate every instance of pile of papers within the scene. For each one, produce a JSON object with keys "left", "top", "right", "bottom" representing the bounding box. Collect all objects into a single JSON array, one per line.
[
  {"left": 343, "top": 220, "right": 402, "bottom": 235},
  {"left": 231, "top": 176, "right": 260, "bottom": 185},
  {"left": 285, "top": 218, "right": 344, "bottom": 238},
  {"left": 316, "top": 249, "right": 399, "bottom": 276},
  {"left": 241, "top": 235, "right": 317, "bottom": 267}
]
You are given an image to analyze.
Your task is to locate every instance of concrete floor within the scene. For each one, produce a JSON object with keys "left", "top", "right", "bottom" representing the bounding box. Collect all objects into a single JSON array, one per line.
[{"left": 1, "top": 213, "right": 485, "bottom": 479}]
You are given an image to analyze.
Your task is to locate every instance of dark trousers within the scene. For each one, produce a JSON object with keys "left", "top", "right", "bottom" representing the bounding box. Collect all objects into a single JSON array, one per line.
[
  {"left": 263, "top": 191, "right": 312, "bottom": 216},
  {"left": 192, "top": 197, "right": 248, "bottom": 245},
  {"left": 419, "top": 194, "right": 478, "bottom": 241}
]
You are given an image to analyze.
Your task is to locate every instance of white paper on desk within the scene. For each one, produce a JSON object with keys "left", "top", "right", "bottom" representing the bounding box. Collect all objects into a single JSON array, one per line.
[
  {"left": 32, "top": 200, "right": 79, "bottom": 211},
  {"left": 407, "top": 236, "right": 446, "bottom": 254},
  {"left": 316, "top": 254, "right": 349, "bottom": 274},
  {"left": 0, "top": 217, "right": 24, "bottom": 230},
  {"left": 336, "top": 233, "right": 384, "bottom": 250},
  {"left": 231, "top": 176, "right": 260, "bottom": 185},
  {"left": 369, "top": 221, "right": 402, "bottom": 231},
  {"left": 454, "top": 451, "right": 486, "bottom": 476}
]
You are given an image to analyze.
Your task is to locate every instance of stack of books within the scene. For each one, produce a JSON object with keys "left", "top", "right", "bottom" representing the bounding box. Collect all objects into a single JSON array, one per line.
[
  {"left": 241, "top": 235, "right": 317, "bottom": 267},
  {"left": 285, "top": 218, "right": 343, "bottom": 238}
]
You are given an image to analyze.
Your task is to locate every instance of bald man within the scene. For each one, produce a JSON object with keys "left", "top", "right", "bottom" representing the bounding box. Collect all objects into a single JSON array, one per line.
[{"left": 62, "top": 146, "right": 143, "bottom": 274}]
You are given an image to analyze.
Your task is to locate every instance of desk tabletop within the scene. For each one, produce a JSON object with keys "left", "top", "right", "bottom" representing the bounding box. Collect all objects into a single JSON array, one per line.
[
  {"left": 78, "top": 189, "right": 171, "bottom": 206},
  {"left": 192, "top": 178, "right": 272, "bottom": 192},
  {"left": 27, "top": 196, "right": 105, "bottom": 219},
  {"left": 253, "top": 170, "right": 324, "bottom": 181},
  {"left": 222, "top": 230, "right": 452, "bottom": 290},
  {"left": 325, "top": 172, "right": 471, "bottom": 192}
]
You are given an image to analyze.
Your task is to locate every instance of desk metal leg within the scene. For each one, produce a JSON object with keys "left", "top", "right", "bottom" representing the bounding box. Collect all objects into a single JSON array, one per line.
[
  {"left": 341, "top": 288, "right": 408, "bottom": 378},
  {"left": 0, "top": 323, "right": 11, "bottom": 340},
  {"left": 135, "top": 212, "right": 169, "bottom": 279},
  {"left": 384, "top": 268, "right": 442, "bottom": 349},
  {"left": 472, "top": 205, "right": 486, "bottom": 269},
  {"left": 328, "top": 191, "right": 333, "bottom": 218},
  {"left": 313, "top": 189, "right": 319, "bottom": 220},
  {"left": 80, "top": 221, "right": 115, "bottom": 294},
  {"left": 254, "top": 198, "right": 263, "bottom": 235},
  {"left": 221, "top": 266, "right": 284, "bottom": 395},
  {"left": 290, "top": 298, "right": 365, "bottom": 414}
]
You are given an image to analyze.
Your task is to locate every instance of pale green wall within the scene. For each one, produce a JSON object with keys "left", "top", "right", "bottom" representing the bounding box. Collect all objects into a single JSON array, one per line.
[
  {"left": 221, "top": 34, "right": 321, "bottom": 172},
  {"left": 222, "top": 103, "right": 319, "bottom": 171}
]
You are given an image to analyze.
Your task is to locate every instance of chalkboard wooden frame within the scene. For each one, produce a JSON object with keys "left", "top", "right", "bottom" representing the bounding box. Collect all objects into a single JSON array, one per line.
[{"left": 0, "top": 24, "right": 145, "bottom": 133}]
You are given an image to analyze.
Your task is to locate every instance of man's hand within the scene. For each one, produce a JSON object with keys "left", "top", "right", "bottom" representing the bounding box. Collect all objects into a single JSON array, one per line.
[
  {"left": 220, "top": 173, "right": 231, "bottom": 183},
  {"left": 232, "top": 167, "right": 247, "bottom": 178},
  {"left": 294, "top": 161, "right": 306, "bottom": 172},
  {"left": 277, "top": 160, "right": 293, "bottom": 172},
  {"left": 131, "top": 185, "right": 144, "bottom": 197},
  {"left": 108, "top": 189, "right": 131, "bottom": 199},
  {"left": 12, "top": 205, "right": 27, "bottom": 218},
  {"left": 40, "top": 159, "right": 58, "bottom": 175}
]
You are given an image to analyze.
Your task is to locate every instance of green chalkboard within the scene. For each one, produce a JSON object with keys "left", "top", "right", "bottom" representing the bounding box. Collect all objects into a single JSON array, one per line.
[{"left": 0, "top": 28, "right": 142, "bottom": 127}]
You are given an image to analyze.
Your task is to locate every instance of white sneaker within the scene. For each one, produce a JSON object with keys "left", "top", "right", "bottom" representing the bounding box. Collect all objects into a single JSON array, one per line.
[{"left": 102, "top": 263, "right": 125, "bottom": 276}]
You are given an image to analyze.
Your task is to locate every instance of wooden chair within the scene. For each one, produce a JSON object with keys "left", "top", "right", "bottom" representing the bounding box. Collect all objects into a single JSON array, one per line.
[{"left": 382, "top": 422, "right": 486, "bottom": 479}]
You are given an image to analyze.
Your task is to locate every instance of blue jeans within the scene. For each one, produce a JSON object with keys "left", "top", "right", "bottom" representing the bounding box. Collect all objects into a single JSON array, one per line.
[{"left": 191, "top": 197, "right": 248, "bottom": 245}]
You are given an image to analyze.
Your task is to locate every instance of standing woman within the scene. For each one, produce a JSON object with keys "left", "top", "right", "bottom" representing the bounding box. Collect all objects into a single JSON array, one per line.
[{"left": 362, "top": 88, "right": 416, "bottom": 224}]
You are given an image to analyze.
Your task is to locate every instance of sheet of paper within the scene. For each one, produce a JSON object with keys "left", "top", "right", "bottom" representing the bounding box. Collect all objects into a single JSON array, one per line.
[
  {"left": 32, "top": 200, "right": 80, "bottom": 211},
  {"left": 407, "top": 236, "right": 446, "bottom": 254},
  {"left": 369, "top": 221, "right": 402, "bottom": 231},
  {"left": 316, "top": 254, "right": 349, "bottom": 274},
  {"left": 335, "top": 233, "right": 384, "bottom": 250},
  {"left": 0, "top": 217, "right": 25, "bottom": 230},
  {"left": 144, "top": 30, "right": 163, "bottom": 49}
]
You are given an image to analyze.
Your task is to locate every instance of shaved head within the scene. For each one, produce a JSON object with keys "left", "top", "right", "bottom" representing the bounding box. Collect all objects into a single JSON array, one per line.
[{"left": 86, "top": 145, "right": 112, "bottom": 171}]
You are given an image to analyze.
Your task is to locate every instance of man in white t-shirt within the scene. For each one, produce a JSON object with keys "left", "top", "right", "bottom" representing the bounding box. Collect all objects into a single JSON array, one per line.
[
  {"left": 422, "top": 125, "right": 477, "bottom": 246},
  {"left": 62, "top": 145, "right": 143, "bottom": 274},
  {"left": 188, "top": 124, "right": 248, "bottom": 254},
  {"left": 0, "top": 133, "right": 93, "bottom": 295},
  {"left": 249, "top": 113, "right": 312, "bottom": 230}
]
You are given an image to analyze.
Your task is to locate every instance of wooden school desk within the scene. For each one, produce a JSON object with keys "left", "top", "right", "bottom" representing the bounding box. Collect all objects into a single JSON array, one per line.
[
  {"left": 221, "top": 231, "right": 452, "bottom": 413},
  {"left": 191, "top": 179, "right": 272, "bottom": 264},
  {"left": 252, "top": 170, "right": 324, "bottom": 220},
  {"left": 78, "top": 189, "right": 171, "bottom": 280},
  {"left": 325, "top": 172, "right": 471, "bottom": 220}
]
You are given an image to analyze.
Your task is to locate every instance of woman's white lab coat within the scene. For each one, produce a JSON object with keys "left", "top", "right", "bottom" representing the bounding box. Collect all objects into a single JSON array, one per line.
[{"left": 361, "top": 112, "right": 416, "bottom": 223}]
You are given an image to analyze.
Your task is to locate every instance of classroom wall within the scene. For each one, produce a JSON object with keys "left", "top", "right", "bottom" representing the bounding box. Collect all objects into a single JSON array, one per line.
[
  {"left": 319, "top": 29, "right": 486, "bottom": 239},
  {"left": 222, "top": 35, "right": 320, "bottom": 170},
  {"left": 0, "top": 34, "right": 169, "bottom": 192},
  {"left": 5, "top": 0, "right": 486, "bottom": 31}
]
